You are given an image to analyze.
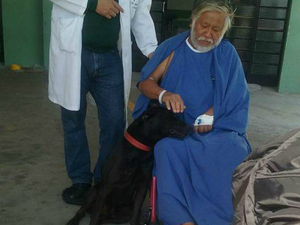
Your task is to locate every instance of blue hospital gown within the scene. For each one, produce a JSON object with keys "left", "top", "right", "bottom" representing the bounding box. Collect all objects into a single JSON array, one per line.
[{"left": 133, "top": 32, "right": 252, "bottom": 225}]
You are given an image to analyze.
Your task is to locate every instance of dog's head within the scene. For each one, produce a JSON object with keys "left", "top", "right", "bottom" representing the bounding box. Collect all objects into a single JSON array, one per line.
[{"left": 128, "top": 106, "right": 192, "bottom": 148}]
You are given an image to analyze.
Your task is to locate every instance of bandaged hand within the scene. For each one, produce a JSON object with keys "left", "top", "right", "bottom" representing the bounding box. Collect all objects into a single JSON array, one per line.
[
  {"left": 161, "top": 91, "right": 186, "bottom": 113},
  {"left": 193, "top": 114, "right": 214, "bottom": 133}
]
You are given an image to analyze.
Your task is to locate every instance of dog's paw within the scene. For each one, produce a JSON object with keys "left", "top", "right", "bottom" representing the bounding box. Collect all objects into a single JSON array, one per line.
[{"left": 66, "top": 216, "right": 81, "bottom": 225}]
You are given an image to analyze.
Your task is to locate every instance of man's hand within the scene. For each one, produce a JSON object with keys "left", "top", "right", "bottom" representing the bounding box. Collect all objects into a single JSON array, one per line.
[
  {"left": 194, "top": 124, "right": 212, "bottom": 134},
  {"left": 96, "top": 0, "right": 124, "bottom": 19},
  {"left": 162, "top": 92, "right": 186, "bottom": 113},
  {"left": 148, "top": 52, "right": 154, "bottom": 59}
]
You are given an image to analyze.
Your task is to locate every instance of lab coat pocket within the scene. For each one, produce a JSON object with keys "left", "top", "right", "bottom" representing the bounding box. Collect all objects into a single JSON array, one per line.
[{"left": 58, "top": 18, "right": 80, "bottom": 53}]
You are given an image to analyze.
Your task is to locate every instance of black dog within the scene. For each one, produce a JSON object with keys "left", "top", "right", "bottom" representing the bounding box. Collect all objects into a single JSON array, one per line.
[{"left": 66, "top": 106, "right": 191, "bottom": 225}]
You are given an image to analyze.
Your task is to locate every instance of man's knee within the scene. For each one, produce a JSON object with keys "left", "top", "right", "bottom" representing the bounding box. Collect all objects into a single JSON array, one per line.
[
  {"left": 100, "top": 114, "right": 125, "bottom": 137},
  {"left": 61, "top": 110, "right": 86, "bottom": 131}
]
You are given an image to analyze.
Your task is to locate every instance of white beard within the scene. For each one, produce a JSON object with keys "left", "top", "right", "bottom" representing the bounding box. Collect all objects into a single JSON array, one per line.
[{"left": 190, "top": 22, "right": 223, "bottom": 53}]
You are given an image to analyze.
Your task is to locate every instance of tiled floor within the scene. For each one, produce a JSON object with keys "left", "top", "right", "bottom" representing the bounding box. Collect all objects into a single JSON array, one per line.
[{"left": 1, "top": 69, "right": 300, "bottom": 225}]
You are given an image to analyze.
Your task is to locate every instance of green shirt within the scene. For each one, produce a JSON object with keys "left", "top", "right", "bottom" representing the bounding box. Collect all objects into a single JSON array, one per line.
[{"left": 82, "top": 0, "right": 120, "bottom": 53}]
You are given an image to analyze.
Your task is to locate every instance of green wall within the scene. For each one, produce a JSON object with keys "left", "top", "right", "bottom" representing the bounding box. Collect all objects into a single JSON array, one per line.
[
  {"left": 43, "top": 0, "right": 52, "bottom": 69},
  {"left": 2, "top": 0, "right": 44, "bottom": 67},
  {"left": 278, "top": 0, "right": 300, "bottom": 94}
]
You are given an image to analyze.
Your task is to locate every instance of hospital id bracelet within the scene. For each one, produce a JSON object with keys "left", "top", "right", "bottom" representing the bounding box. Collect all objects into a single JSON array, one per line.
[{"left": 158, "top": 90, "right": 167, "bottom": 105}]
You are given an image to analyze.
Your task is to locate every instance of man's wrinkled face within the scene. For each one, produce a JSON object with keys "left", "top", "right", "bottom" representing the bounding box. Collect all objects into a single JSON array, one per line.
[{"left": 190, "top": 11, "right": 226, "bottom": 52}]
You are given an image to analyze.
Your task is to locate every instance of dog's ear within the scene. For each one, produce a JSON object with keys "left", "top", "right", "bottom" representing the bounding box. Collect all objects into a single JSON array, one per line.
[
  {"left": 148, "top": 100, "right": 160, "bottom": 109},
  {"left": 142, "top": 114, "right": 149, "bottom": 120}
]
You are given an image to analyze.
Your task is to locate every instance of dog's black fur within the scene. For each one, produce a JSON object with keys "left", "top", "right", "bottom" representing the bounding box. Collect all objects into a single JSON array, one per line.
[{"left": 66, "top": 106, "right": 191, "bottom": 225}]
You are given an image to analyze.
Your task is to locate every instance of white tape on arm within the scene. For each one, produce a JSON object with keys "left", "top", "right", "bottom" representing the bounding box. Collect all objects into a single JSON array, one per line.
[{"left": 194, "top": 114, "right": 214, "bottom": 126}]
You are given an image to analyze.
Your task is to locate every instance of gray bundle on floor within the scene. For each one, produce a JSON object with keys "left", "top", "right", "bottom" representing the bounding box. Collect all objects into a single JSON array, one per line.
[{"left": 232, "top": 128, "right": 300, "bottom": 225}]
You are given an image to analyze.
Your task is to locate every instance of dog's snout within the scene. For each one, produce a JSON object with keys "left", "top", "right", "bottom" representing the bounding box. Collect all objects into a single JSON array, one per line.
[
  {"left": 168, "top": 123, "right": 192, "bottom": 139},
  {"left": 168, "top": 128, "right": 178, "bottom": 135}
]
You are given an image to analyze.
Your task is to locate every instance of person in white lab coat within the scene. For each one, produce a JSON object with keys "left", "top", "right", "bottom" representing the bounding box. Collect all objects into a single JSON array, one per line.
[{"left": 48, "top": 0, "right": 157, "bottom": 205}]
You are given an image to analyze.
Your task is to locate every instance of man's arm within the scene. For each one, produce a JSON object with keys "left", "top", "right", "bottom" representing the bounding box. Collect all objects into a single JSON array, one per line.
[
  {"left": 139, "top": 53, "right": 186, "bottom": 113},
  {"left": 131, "top": 0, "right": 158, "bottom": 58}
]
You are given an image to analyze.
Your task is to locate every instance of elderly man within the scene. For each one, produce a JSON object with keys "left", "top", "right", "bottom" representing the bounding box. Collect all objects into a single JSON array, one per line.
[
  {"left": 48, "top": 0, "right": 157, "bottom": 205},
  {"left": 132, "top": 0, "right": 252, "bottom": 224}
]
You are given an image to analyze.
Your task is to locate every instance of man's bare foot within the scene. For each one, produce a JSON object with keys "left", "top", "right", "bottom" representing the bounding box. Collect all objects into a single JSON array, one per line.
[{"left": 182, "top": 223, "right": 195, "bottom": 225}]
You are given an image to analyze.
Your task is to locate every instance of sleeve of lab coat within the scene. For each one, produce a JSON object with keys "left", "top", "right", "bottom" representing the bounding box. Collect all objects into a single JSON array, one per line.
[
  {"left": 48, "top": 0, "right": 89, "bottom": 16},
  {"left": 131, "top": 0, "right": 158, "bottom": 57}
]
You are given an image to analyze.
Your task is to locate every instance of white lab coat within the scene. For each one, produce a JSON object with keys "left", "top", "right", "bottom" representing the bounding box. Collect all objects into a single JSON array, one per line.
[{"left": 48, "top": 0, "right": 158, "bottom": 111}]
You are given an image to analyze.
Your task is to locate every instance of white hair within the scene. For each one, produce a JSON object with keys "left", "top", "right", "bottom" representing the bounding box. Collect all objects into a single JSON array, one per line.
[{"left": 192, "top": 0, "right": 234, "bottom": 36}]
